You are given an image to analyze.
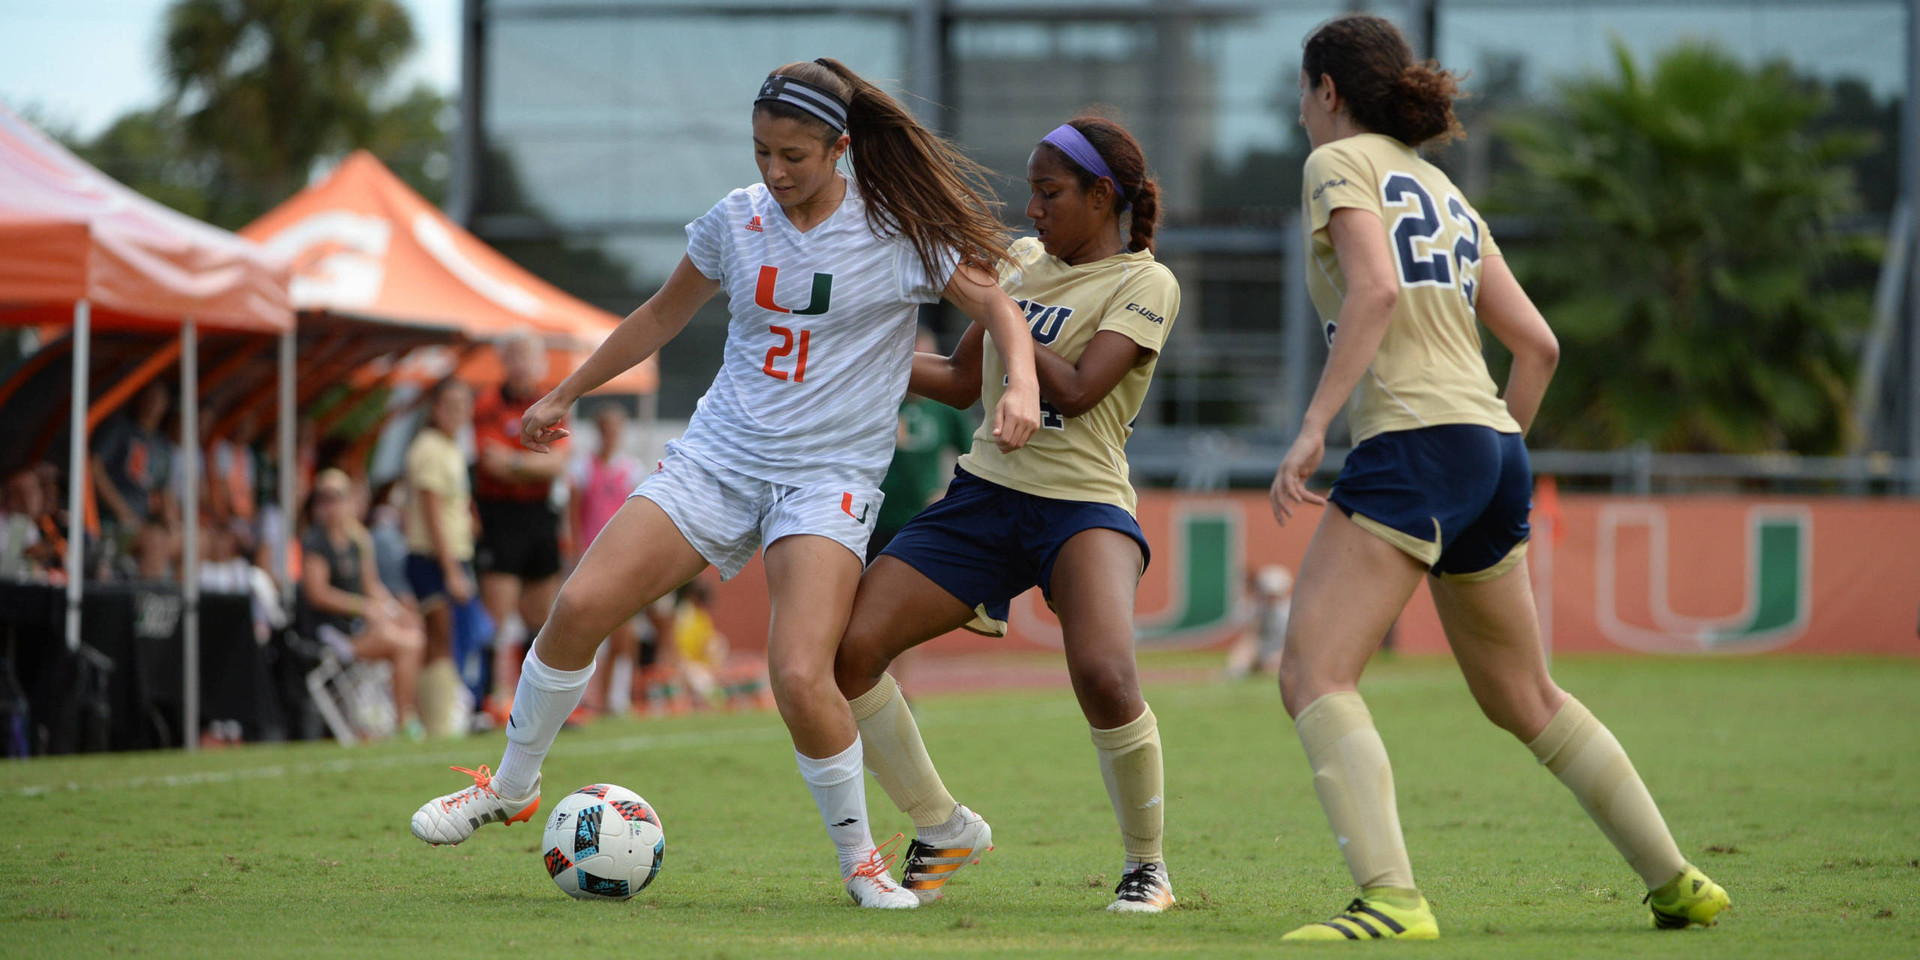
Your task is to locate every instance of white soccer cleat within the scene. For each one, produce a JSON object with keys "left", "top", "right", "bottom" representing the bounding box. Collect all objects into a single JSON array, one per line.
[
  {"left": 409, "top": 765, "right": 542, "bottom": 846},
  {"left": 843, "top": 834, "right": 920, "bottom": 909},
  {"left": 1108, "top": 861, "right": 1175, "bottom": 913},
  {"left": 901, "top": 805, "right": 994, "bottom": 903}
]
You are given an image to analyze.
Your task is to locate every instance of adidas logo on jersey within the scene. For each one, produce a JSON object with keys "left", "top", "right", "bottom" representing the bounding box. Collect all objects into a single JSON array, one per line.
[{"left": 745, "top": 215, "right": 764, "bottom": 232}]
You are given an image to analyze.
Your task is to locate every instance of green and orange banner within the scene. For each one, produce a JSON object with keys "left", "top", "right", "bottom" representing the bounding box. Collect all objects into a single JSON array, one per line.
[{"left": 709, "top": 492, "right": 1920, "bottom": 657}]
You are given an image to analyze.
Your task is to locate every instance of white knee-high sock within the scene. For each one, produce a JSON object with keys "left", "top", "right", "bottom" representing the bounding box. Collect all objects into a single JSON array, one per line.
[
  {"left": 796, "top": 736, "right": 877, "bottom": 876},
  {"left": 492, "top": 649, "right": 593, "bottom": 799}
]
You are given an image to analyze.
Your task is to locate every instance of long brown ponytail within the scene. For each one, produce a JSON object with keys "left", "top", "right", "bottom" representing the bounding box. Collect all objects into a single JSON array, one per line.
[{"left": 755, "top": 59, "right": 1011, "bottom": 281}]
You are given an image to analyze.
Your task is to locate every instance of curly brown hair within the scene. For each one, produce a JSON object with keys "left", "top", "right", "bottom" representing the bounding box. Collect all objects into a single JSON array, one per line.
[{"left": 1302, "top": 14, "right": 1465, "bottom": 147}]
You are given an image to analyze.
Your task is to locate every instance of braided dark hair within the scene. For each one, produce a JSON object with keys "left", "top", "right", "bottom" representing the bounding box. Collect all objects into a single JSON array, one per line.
[{"left": 1035, "top": 116, "right": 1161, "bottom": 253}]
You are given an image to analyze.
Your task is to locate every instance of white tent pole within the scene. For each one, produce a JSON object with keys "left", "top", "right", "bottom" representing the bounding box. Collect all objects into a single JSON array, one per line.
[
  {"left": 64, "top": 300, "right": 90, "bottom": 653},
  {"left": 182, "top": 317, "right": 201, "bottom": 752},
  {"left": 278, "top": 328, "right": 295, "bottom": 610}
]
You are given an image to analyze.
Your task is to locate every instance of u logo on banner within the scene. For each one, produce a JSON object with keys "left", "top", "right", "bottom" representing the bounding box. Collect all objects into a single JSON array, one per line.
[
  {"left": 1013, "top": 507, "right": 1242, "bottom": 649},
  {"left": 1596, "top": 505, "right": 1812, "bottom": 653}
]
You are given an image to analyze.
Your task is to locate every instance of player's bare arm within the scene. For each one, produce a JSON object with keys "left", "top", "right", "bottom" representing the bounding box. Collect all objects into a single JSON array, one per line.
[
  {"left": 1271, "top": 205, "right": 1398, "bottom": 523},
  {"left": 520, "top": 255, "right": 722, "bottom": 452},
  {"left": 908, "top": 321, "right": 986, "bottom": 409},
  {"left": 1474, "top": 254, "right": 1559, "bottom": 435},
  {"left": 945, "top": 262, "right": 1041, "bottom": 452},
  {"left": 1031, "top": 330, "right": 1144, "bottom": 418}
]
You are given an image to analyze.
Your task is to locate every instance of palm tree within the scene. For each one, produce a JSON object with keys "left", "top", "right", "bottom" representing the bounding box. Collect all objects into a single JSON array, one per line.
[
  {"left": 160, "top": 0, "right": 414, "bottom": 227},
  {"left": 1492, "top": 40, "right": 1873, "bottom": 454}
]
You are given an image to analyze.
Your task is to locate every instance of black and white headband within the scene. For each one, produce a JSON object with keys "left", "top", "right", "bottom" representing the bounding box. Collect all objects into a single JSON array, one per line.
[{"left": 755, "top": 70, "right": 849, "bottom": 133}]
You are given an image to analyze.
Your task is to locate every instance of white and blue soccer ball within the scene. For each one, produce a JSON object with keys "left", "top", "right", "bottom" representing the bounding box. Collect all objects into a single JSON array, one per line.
[{"left": 541, "top": 784, "right": 665, "bottom": 901}]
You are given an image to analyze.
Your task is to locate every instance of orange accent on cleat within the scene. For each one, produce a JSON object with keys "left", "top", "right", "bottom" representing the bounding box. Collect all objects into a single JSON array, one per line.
[{"left": 506, "top": 796, "right": 541, "bottom": 825}]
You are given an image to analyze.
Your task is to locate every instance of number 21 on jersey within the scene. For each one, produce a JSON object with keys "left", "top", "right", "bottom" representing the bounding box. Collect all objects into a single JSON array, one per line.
[
  {"left": 756, "top": 264, "right": 830, "bottom": 383},
  {"left": 763, "top": 326, "right": 810, "bottom": 382}
]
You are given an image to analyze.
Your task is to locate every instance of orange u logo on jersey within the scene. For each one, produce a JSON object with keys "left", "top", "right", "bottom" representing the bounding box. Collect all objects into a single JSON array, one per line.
[{"left": 755, "top": 265, "right": 833, "bottom": 316}]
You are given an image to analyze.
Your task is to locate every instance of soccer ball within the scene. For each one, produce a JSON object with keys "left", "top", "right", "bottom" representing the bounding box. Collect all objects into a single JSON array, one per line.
[{"left": 541, "top": 784, "right": 665, "bottom": 901}]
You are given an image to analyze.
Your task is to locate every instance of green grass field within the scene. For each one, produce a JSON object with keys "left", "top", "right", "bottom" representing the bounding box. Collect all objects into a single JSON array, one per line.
[{"left": 5, "top": 654, "right": 1917, "bottom": 958}]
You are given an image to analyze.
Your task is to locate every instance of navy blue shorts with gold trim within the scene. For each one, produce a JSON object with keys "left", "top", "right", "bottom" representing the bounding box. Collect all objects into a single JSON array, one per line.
[
  {"left": 1328, "top": 424, "right": 1531, "bottom": 581},
  {"left": 879, "top": 467, "right": 1150, "bottom": 636}
]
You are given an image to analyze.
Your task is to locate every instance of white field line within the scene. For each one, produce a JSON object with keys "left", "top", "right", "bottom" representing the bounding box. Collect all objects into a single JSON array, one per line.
[
  {"left": 8, "top": 670, "right": 1454, "bottom": 797},
  {"left": 10, "top": 697, "right": 1090, "bottom": 797}
]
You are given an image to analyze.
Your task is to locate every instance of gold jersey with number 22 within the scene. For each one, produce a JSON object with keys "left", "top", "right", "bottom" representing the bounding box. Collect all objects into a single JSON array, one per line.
[{"left": 1302, "top": 132, "right": 1520, "bottom": 443}]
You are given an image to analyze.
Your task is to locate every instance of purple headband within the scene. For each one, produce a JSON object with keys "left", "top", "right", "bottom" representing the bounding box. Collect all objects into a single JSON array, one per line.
[{"left": 1041, "top": 123, "right": 1129, "bottom": 212}]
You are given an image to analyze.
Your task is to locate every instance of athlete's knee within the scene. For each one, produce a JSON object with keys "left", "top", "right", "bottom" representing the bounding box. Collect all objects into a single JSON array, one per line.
[
  {"left": 831, "top": 625, "right": 890, "bottom": 699},
  {"left": 1068, "top": 657, "right": 1139, "bottom": 724},
  {"left": 1474, "top": 673, "right": 1568, "bottom": 741},
  {"left": 1277, "top": 646, "right": 1348, "bottom": 718},
  {"left": 544, "top": 582, "right": 588, "bottom": 630},
  {"left": 832, "top": 644, "right": 883, "bottom": 700},
  {"left": 767, "top": 646, "right": 833, "bottom": 699},
  {"left": 542, "top": 581, "right": 615, "bottom": 655}
]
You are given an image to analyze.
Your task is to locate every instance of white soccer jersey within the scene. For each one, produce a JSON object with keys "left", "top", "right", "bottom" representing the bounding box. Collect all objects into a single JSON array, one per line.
[{"left": 679, "top": 176, "right": 955, "bottom": 487}]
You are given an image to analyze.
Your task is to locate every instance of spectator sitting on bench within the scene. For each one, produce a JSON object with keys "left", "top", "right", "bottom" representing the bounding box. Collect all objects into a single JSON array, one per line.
[
  {"left": 1, "top": 467, "right": 62, "bottom": 580},
  {"left": 91, "top": 380, "right": 175, "bottom": 563},
  {"left": 299, "top": 468, "right": 427, "bottom": 737}
]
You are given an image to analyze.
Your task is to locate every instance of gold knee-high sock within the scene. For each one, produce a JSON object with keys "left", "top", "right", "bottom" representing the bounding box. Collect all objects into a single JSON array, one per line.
[
  {"left": 1090, "top": 705, "right": 1165, "bottom": 865},
  {"left": 1293, "top": 691, "right": 1416, "bottom": 892},
  {"left": 1527, "top": 697, "right": 1688, "bottom": 889},
  {"left": 848, "top": 673, "right": 958, "bottom": 829}
]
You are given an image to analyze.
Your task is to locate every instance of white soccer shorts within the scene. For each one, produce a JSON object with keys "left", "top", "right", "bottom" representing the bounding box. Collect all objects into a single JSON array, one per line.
[{"left": 630, "top": 440, "right": 883, "bottom": 579}]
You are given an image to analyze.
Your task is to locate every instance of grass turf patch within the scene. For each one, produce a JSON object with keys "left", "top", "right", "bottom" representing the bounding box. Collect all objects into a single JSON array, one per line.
[{"left": 4, "top": 654, "right": 1917, "bottom": 958}]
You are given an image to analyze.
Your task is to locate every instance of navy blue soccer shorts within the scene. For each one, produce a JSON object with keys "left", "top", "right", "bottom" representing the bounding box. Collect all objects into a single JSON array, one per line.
[
  {"left": 879, "top": 467, "right": 1151, "bottom": 636},
  {"left": 1328, "top": 424, "right": 1532, "bottom": 581}
]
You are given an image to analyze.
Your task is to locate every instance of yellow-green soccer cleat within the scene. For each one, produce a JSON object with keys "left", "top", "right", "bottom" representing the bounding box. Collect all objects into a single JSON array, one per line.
[
  {"left": 1281, "top": 895, "right": 1440, "bottom": 941},
  {"left": 1648, "top": 866, "right": 1730, "bottom": 929}
]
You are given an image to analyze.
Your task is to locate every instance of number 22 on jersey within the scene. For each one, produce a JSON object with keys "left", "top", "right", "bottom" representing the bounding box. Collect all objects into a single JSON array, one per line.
[{"left": 1380, "top": 172, "right": 1482, "bottom": 305}]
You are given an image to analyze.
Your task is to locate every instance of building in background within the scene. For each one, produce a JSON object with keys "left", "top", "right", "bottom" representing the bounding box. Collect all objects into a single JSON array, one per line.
[{"left": 458, "top": 0, "right": 1914, "bottom": 487}]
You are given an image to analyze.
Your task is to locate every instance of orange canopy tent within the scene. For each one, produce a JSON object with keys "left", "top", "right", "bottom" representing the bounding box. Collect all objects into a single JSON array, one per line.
[
  {"left": 0, "top": 100, "right": 294, "bottom": 748},
  {"left": 241, "top": 150, "right": 654, "bottom": 396},
  {"left": 0, "top": 107, "right": 289, "bottom": 335}
]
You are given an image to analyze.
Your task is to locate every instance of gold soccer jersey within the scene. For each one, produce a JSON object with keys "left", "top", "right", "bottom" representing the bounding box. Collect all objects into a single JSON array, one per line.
[
  {"left": 1301, "top": 133, "right": 1520, "bottom": 443},
  {"left": 958, "top": 237, "right": 1180, "bottom": 514}
]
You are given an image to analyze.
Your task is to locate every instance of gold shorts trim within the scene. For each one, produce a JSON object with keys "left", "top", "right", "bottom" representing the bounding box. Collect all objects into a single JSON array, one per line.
[
  {"left": 1433, "top": 539, "right": 1530, "bottom": 583},
  {"left": 963, "top": 604, "right": 1010, "bottom": 638},
  {"left": 1347, "top": 511, "right": 1442, "bottom": 566}
]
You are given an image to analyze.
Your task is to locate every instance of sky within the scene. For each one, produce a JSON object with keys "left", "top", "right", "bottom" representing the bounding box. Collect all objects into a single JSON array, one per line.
[{"left": 0, "top": 0, "right": 461, "bottom": 137}]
